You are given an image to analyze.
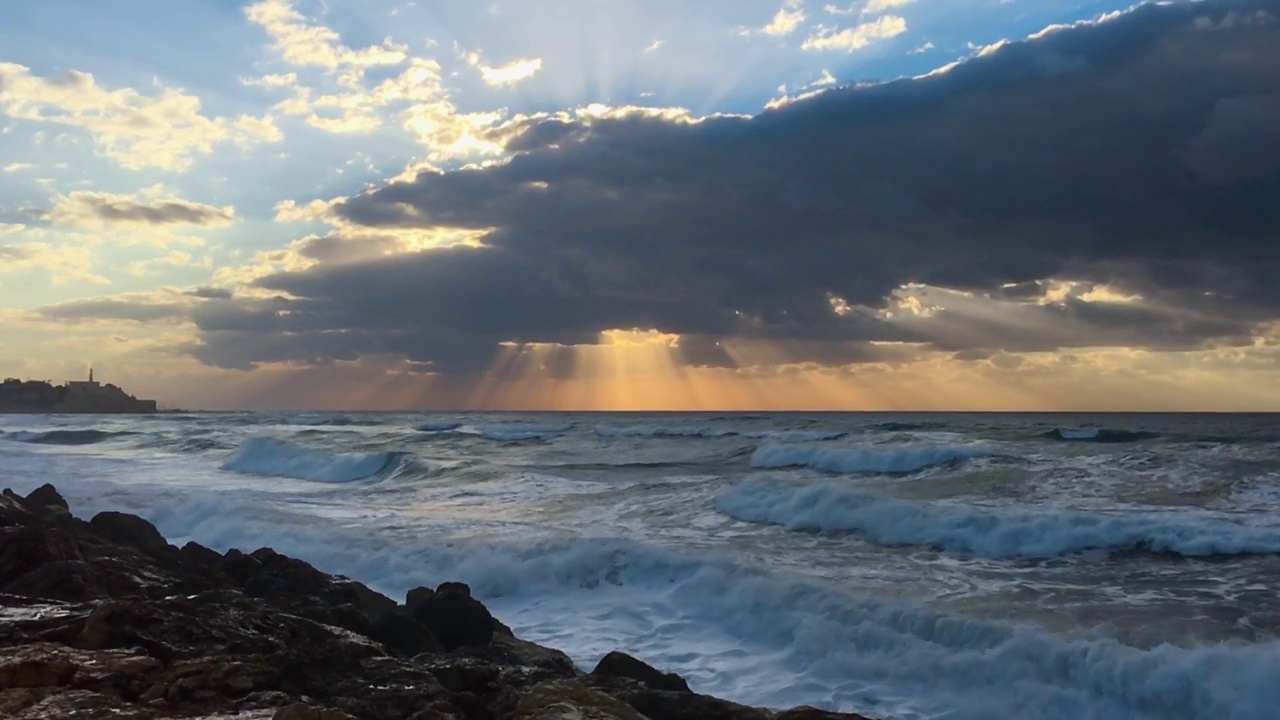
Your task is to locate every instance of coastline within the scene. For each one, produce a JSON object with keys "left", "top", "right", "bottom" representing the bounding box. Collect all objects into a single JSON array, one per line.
[{"left": 0, "top": 483, "right": 876, "bottom": 720}]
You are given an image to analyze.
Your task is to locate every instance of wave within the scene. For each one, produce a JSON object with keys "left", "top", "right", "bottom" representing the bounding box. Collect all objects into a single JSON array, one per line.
[
  {"left": 2, "top": 429, "right": 136, "bottom": 445},
  {"left": 744, "top": 430, "right": 847, "bottom": 443},
  {"left": 717, "top": 482, "right": 1280, "bottom": 559},
  {"left": 595, "top": 424, "right": 738, "bottom": 439},
  {"left": 1046, "top": 427, "right": 1161, "bottom": 443},
  {"left": 415, "top": 422, "right": 462, "bottom": 433},
  {"left": 476, "top": 424, "right": 570, "bottom": 442},
  {"left": 220, "top": 437, "right": 406, "bottom": 483},
  {"left": 750, "top": 442, "right": 988, "bottom": 474},
  {"left": 31, "top": 480, "right": 1280, "bottom": 720}
]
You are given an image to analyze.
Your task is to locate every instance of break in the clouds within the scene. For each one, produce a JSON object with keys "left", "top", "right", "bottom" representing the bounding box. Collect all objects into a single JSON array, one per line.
[{"left": 174, "top": 0, "right": 1280, "bottom": 381}]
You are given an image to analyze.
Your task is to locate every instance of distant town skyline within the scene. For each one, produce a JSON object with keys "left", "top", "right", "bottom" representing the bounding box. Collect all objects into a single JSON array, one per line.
[{"left": 2, "top": 0, "right": 1279, "bottom": 411}]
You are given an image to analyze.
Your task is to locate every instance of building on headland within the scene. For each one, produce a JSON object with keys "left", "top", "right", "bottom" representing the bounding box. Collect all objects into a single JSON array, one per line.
[{"left": 0, "top": 368, "right": 158, "bottom": 414}]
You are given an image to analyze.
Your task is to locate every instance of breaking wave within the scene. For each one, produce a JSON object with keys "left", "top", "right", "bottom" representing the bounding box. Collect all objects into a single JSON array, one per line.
[
  {"left": 414, "top": 422, "right": 462, "bottom": 433},
  {"left": 717, "top": 482, "right": 1280, "bottom": 559},
  {"left": 1046, "top": 427, "right": 1162, "bottom": 443},
  {"left": 31, "top": 479, "right": 1280, "bottom": 720},
  {"left": 220, "top": 437, "right": 406, "bottom": 483},
  {"left": 744, "top": 430, "right": 848, "bottom": 443},
  {"left": 2, "top": 429, "right": 136, "bottom": 445},
  {"left": 750, "top": 442, "right": 988, "bottom": 474}
]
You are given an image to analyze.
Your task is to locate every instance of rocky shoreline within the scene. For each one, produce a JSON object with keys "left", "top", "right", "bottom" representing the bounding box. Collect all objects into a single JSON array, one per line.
[{"left": 1, "top": 484, "right": 875, "bottom": 720}]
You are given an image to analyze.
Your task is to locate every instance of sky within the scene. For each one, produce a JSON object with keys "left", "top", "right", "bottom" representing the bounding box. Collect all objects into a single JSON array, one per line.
[{"left": 2, "top": 0, "right": 1279, "bottom": 411}]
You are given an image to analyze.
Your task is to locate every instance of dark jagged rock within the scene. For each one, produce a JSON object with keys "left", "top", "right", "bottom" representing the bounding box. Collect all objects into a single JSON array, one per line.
[
  {"left": 89, "top": 511, "right": 175, "bottom": 559},
  {"left": 368, "top": 608, "right": 441, "bottom": 657},
  {"left": 407, "top": 582, "right": 496, "bottom": 651},
  {"left": 22, "top": 485, "right": 68, "bottom": 517},
  {"left": 591, "top": 651, "right": 691, "bottom": 693},
  {"left": 0, "top": 484, "right": 887, "bottom": 720}
]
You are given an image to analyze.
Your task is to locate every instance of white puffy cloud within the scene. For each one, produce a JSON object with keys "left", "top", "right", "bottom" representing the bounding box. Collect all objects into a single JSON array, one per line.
[
  {"left": 0, "top": 63, "right": 280, "bottom": 170},
  {"left": 802, "top": 15, "right": 907, "bottom": 51}
]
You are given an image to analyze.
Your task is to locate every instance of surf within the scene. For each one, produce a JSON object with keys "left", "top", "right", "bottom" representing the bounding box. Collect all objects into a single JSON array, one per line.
[
  {"left": 717, "top": 482, "right": 1280, "bottom": 559},
  {"left": 220, "top": 437, "right": 406, "bottom": 482}
]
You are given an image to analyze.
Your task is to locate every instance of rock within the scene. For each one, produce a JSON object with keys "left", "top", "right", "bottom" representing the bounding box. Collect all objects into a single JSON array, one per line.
[
  {"left": 88, "top": 511, "right": 174, "bottom": 559},
  {"left": 367, "top": 608, "right": 440, "bottom": 657},
  {"left": 586, "top": 676, "right": 772, "bottom": 720},
  {"left": 405, "top": 585, "right": 435, "bottom": 611},
  {"left": 774, "top": 708, "right": 878, "bottom": 720},
  {"left": 408, "top": 582, "right": 495, "bottom": 651},
  {"left": 591, "top": 651, "right": 690, "bottom": 693},
  {"left": 22, "top": 485, "right": 68, "bottom": 517},
  {"left": 516, "top": 680, "right": 650, "bottom": 720},
  {"left": 0, "top": 486, "right": 890, "bottom": 720},
  {"left": 219, "top": 549, "right": 262, "bottom": 584},
  {"left": 180, "top": 541, "right": 224, "bottom": 571},
  {"left": 273, "top": 704, "right": 355, "bottom": 720}
]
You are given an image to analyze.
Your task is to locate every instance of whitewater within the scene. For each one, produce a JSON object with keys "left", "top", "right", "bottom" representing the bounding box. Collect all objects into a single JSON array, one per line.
[{"left": 3, "top": 412, "right": 1279, "bottom": 719}]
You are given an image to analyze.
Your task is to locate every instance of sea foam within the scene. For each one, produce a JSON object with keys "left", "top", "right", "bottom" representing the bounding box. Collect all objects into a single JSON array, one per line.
[
  {"left": 221, "top": 437, "right": 404, "bottom": 482},
  {"left": 17, "top": 476, "right": 1280, "bottom": 720},
  {"left": 751, "top": 442, "right": 988, "bottom": 474},
  {"left": 475, "top": 424, "right": 570, "bottom": 441},
  {"left": 717, "top": 482, "right": 1280, "bottom": 559}
]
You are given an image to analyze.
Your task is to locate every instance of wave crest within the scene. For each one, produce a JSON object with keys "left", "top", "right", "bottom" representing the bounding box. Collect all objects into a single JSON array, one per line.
[
  {"left": 750, "top": 442, "right": 987, "bottom": 474},
  {"left": 717, "top": 482, "right": 1280, "bottom": 559},
  {"left": 1046, "top": 427, "right": 1161, "bottom": 443},
  {"left": 220, "top": 437, "right": 405, "bottom": 482},
  {"left": 3, "top": 429, "right": 135, "bottom": 445}
]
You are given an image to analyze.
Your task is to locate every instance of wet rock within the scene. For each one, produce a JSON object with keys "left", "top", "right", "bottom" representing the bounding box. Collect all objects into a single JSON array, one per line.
[
  {"left": 515, "top": 680, "right": 649, "bottom": 720},
  {"left": 0, "top": 485, "right": 889, "bottom": 720},
  {"left": 408, "top": 582, "right": 495, "bottom": 651},
  {"left": 89, "top": 511, "right": 175, "bottom": 560},
  {"left": 368, "top": 608, "right": 440, "bottom": 657},
  {"left": 774, "top": 708, "right": 878, "bottom": 720},
  {"left": 21, "top": 485, "right": 68, "bottom": 518},
  {"left": 180, "top": 541, "right": 224, "bottom": 571},
  {"left": 586, "top": 676, "right": 772, "bottom": 720},
  {"left": 591, "top": 651, "right": 690, "bottom": 693},
  {"left": 273, "top": 703, "right": 355, "bottom": 720}
]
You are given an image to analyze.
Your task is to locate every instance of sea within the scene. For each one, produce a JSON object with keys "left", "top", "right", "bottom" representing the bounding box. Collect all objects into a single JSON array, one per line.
[{"left": 2, "top": 411, "right": 1279, "bottom": 719}]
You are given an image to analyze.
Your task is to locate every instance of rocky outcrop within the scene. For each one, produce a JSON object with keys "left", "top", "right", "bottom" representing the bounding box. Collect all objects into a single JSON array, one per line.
[{"left": 0, "top": 484, "right": 879, "bottom": 720}]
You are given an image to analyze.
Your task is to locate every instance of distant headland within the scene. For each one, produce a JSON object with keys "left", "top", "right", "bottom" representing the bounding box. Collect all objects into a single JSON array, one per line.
[{"left": 0, "top": 368, "right": 157, "bottom": 414}]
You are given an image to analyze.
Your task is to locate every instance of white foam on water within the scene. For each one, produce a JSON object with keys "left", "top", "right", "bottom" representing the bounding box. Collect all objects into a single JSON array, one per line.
[
  {"left": 6, "top": 472, "right": 1278, "bottom": 720},
  {"left": 751, "top": 442, "right": 989, "bottom": 474},
  {"left": 221, "top": 437, "right": 403, "bottom": 483},
  {"left": 717, "top": 482, "right": 1280, "bottom": 559}
]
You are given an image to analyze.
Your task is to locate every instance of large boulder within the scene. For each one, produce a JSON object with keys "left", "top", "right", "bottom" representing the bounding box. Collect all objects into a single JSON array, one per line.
[
  {"left": 406, "top": 582, "right": 495, "bottom": 651},
  {"left": 590, "top": 651, "right": 690, "bottom": 693}
]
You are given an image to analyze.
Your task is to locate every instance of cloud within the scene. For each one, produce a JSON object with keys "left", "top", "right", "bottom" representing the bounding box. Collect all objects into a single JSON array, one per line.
[
  {"left": 244, "top": 0, "right": 407, "bottom": 85},
  {"left": 0, "top": 63, "right": 281, "bottom": 170},
  {"left": 644, "top": 40, "right": 665, "bottom": 53},
  {"left": 763, "top": 4, "right": 807, "bottom": 37},
  {"left": 461, "top": 50, "right": 544, "bottom": 88},
  {"left": 36, "top": 296, "right": 192, "bottom": 324},
  {"left": 802, "top": 15, "right": 907, "bottom": 51},
  {"left": 2, "top": 163, "right": 33, "bottom": 172},
  {"left": 38, "top": 190, "right": 235, "bottom": 228},
  {"left": 185, "top": 286, "right": 234, "bottom": 300},
  {"left": 185, "top": 0, "right": 1280, "bottom": 377},
  {"left": 863, "top": 0, "right": 916, "bottom": 15},
  {"left": 0, "top": 241, "right": 106, "bottom": 285}
]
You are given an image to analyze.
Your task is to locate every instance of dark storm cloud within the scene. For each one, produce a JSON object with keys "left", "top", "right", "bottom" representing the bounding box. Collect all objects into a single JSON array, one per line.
[
  {"left": 193, "top": 0, "right": 1280, "bottom": 371},
  {"left": 184, "top": 286, "right": 234, "bottom": 300}
]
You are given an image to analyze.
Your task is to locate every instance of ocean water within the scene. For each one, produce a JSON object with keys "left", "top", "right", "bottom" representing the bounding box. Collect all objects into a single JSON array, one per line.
[{"left": 3, "top": 412, "right": 1279, "bottom": 719}]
